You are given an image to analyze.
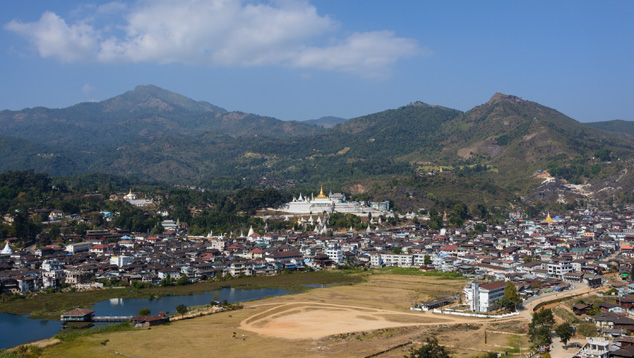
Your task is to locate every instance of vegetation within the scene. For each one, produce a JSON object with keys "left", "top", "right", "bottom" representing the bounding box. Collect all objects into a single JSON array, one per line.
[
  {"left": 555, "top": 322, "right": 574, "bottom": 347},
  {"left": 175, "top": 304, "right": 188, "bottom": 315},
  {"left": 53, "top": 322, "right": 133, "bottom": 342},
  {"left": 406, "top": 337, "right": 452, "bottom": 358},
  {"left": 0, "top": 345, "right": 43, "bottom": 358},
  {"left": 1, "top": 86, "right": 632, "bottom": 212},
  {"left": 575, "top": 322, "right": 597, "bottom": 337},
  {"left": 528, "top": 309, "right": 555, "bottom": 346},
  {"left": 498, "top": 282, "right": 522, "bottom": 311},
  {"left": 375, "top": 267, "right": 463, "bottom": 279}
]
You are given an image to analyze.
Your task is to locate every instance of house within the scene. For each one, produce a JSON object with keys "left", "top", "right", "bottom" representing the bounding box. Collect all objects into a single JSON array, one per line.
[
  {"left": 131, "top": 313, "right": 169, "bottom": 328},
  {"left": 60, "top": 308, "right": 95, "bottom": 322},
  {"left": 611, "top": 345, "right": 634, "bottom": 358},
  {"left": 594, "top": 312, "right": 634, "bottom": 334},
  {"left": 572, "top": 303, "right": 590, "bottom": 315},
  {"left": 265, "top": 250, "right": 303, "bottom": 264},
  {"left": 65, "top": 242, "right": 92, "bottom": 254},
  {"left": 578, "top": 337, "right": 610, "bottom": 358},
  {"left": 598, "top": 302, "right": 623, "bottom": 314}
]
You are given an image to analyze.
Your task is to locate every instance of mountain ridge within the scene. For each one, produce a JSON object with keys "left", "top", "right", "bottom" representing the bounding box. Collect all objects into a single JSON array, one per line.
[{"left": 0, "top": 86, "right": 632, "bottom": 208}]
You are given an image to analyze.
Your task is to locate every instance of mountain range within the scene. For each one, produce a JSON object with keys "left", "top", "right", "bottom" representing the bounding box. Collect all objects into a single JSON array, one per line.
[{"left": 2, "top": 85, "right": 632, "bottom": 209}]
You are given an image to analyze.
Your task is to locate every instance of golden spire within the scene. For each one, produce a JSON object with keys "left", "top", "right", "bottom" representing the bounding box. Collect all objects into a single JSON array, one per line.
[
  {"left": 545, "top": 212, "right": 553, "bottom": 223},
  {"left": 129, "top": 188, "right": 132, "bottom": 195},
  {"left": 316, "top": 185, "right": 328, "bottom": 199}
]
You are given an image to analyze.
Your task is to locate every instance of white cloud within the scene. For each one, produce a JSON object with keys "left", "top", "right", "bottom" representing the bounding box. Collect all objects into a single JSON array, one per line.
[
  {"left": 292, "top": 31, "right": 426, "bottom": 79},
  {"left": 5, "top": 11, "right": 100, "bottom": 62},
  {"left": 4, "top": 0, "right": 425, "bottom": 77}
]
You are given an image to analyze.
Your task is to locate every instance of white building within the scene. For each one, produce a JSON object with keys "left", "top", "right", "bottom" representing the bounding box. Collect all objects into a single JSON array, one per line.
[
  {"left": 381, "top": 253, "right": 414, "bottom": 267},
  {"left": 463, "top": 281, "right": 507, "bottom": 312},
  {"left": 325, "top": 246, "right": 344, "bottom": 264},
  {"left": 279, "top": 186, "right": 387, "bottom": 216},
  {"left": 42, "top": 258, "right": 65, "bottom": 289},
  {"left": 110, "top": 255, "right": 133, "bottom": 267},
  {"left": 65, "top": 242, "right": 92, "bottom": 254},
  {"left": 579, "top": 337, "right": 610, "bottom": 358},
  {"left": 124, "top": 189, "right": 154, "bottom": 207},
  {"left": 548, "top": 258, "right": 573, "bottom": 279},
  {"left": 0, "top": 241, "right": 13, "bottom": 255}
]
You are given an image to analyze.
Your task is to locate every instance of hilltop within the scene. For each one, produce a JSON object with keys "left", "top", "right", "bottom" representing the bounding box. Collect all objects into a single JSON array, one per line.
[
  {"left": 0, "top": 85, "right": 323, "bottom": 151},
  {"left": 0, "top": 86, "right": 632, "bottom": 209}
]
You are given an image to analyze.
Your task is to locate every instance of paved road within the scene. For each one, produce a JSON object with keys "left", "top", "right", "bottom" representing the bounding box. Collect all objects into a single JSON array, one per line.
[
  {"left": 549, "top": 336, "right": 584, "bottom": 358},
  {"left": 519, "top": 283, "right": 595, "bottom": 321}
]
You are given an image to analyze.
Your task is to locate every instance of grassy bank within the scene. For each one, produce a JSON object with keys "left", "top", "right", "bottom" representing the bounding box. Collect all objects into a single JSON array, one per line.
[
  {"left": 375, "top": 267, "right": 464, "bottom": 279},
  {"left": 0, "top": 270, "right": 364, "bottom": 320}
]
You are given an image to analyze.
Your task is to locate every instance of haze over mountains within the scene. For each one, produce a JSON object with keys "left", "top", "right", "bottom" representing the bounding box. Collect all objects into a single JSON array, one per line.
[
  {"left": 1, "top": 85, "right": 632, "bottom": 208},
  {"left": 303, "top": 116, "right": 349, "bottom": 128}
]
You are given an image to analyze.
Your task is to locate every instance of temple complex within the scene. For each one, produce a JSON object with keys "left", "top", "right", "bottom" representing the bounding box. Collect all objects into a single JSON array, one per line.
[{"left": 278, "top": 186, "right": 389, "bottom": 216}]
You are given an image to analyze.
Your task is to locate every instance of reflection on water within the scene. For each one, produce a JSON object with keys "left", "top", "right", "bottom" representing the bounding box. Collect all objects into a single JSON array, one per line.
[
  {"left": 0, "top": 287, "right": 289, "bottom": 350},
  {"left": 0, "top": 313, "right": 61, "bottom": 350}
]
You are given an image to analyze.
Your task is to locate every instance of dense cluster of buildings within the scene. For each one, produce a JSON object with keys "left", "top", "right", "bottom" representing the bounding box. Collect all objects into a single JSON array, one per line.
[{"left": 0, "top": 206, "right": 631, "bottom": 299}]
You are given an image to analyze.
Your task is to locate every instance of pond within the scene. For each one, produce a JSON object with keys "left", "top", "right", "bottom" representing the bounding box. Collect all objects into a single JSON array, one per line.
[{"left": 0, "top": 287, "right": 290, "bottom": 350}]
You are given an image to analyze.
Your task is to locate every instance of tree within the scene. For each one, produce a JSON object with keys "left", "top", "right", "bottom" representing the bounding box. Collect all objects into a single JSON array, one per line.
[
  {"left": 176, "top": 304, "right": 188, "bottom": 315},
  {"left": 138, "top": 308, "right": 151, "bottom": 316},
  {"left": 528, "top": 309, "right": 555, "bottom": 345},
  {"left": 586, "top": 304, "right": 601, "bottom": 316},
  {"left": 555, "top": 322, "right": 574, "bottom": 347},
  {"left": 423, "top": 254, "right": 432, "bottom": 266},
  {"left": 499, "top": 282, "right": 521, "bottom": 311},
  {"left": 406, "top": 337, "right": 451, "bottom": 358},
  {"left": 449, "top": 202, "right": 468, "bottom": 227},
  {"left": 176, "top": 275, "right": 189, "bottom": 286},
  {"left": 475, "top": 204, "right": 488, "bottom": 219},
  {"left": 473, "top": 223, "right": 487, "bottom": 233},
  {"left": 594, "top": 149, "right": 611, "bottom": 162}
]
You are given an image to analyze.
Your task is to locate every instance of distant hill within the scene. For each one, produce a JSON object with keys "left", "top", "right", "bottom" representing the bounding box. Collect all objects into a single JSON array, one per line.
[
  {"left": 1, "top": 87, "right": 632, "bottom": 208},
  {"left": 0, "top": 85, "right": 323, "bottom": 150},
  {"left": 585, "top": 119, "right": 634, "bottom": 136},
  {"left": 303, "top": 116, "right": 348, "bottom": 128}
]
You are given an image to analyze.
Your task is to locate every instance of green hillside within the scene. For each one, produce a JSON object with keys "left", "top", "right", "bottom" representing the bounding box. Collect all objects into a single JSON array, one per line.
[
  {"left": 0, "top": 87, "right": 632, "bottom": 210},
  {"left": 585, "top": 119, "right": 634, "bottom": 136}
]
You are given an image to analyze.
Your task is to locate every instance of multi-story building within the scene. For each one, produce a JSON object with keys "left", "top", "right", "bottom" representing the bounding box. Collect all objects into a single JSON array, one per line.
[
  {"left": 463, "top": 281, "right": 507, "bottom": 312},
  {"left": 325, "top": 247, "right": 344, "bottom": 264},
  {"left": 548, "top": 257, "right": 573, "bottom": 279}
]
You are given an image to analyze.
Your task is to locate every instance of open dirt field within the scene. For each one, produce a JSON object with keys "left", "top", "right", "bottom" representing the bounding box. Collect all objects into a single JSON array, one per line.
[
  {"left": 38, "top": 272, "right": 531, "bottom": 358},
  {"left": 240, "top": 302, "right": 445, "bottom": 339}
]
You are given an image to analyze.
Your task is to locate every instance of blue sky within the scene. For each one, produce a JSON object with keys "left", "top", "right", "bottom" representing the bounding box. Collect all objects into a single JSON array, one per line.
[{"left": 1, "top": 0, "right": 632, "bottom": 123}]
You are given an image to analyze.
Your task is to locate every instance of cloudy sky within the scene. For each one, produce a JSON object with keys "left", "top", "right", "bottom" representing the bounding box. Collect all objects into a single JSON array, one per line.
[{"left": 1, "top": 0, "right": 633, "bottom": 122}]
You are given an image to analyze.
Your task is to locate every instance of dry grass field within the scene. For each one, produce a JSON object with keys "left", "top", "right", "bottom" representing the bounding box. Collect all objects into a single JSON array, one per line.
[{"left": 38, "top": 272, "right": 530, "bottom": 358}]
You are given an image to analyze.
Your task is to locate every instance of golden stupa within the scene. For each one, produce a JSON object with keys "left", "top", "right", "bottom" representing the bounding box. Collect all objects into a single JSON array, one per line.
[
  {"left": 316, "top": 185, "right": 328, "bottom": 200},
  {"left": 544, "top": 212, "right": 554, "bottom": 223}
]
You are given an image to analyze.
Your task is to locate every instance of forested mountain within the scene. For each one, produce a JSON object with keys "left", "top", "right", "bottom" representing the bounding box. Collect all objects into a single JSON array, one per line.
[
  {"left": 1, "top": 86, "right": 632, "bottom": 209},
  {"left": 0, "top": 85, "right": 323, "bottom": 151}
]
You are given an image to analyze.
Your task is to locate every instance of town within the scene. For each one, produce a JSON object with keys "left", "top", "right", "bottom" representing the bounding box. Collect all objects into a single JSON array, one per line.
[{"left": 3, "top": 184, "right": 634, "bottom": 357}]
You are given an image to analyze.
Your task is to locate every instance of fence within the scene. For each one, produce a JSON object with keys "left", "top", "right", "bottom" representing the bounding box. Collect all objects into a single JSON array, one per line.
[{"left": 432, "top": 308, "right": 519, "bottom": 318}]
